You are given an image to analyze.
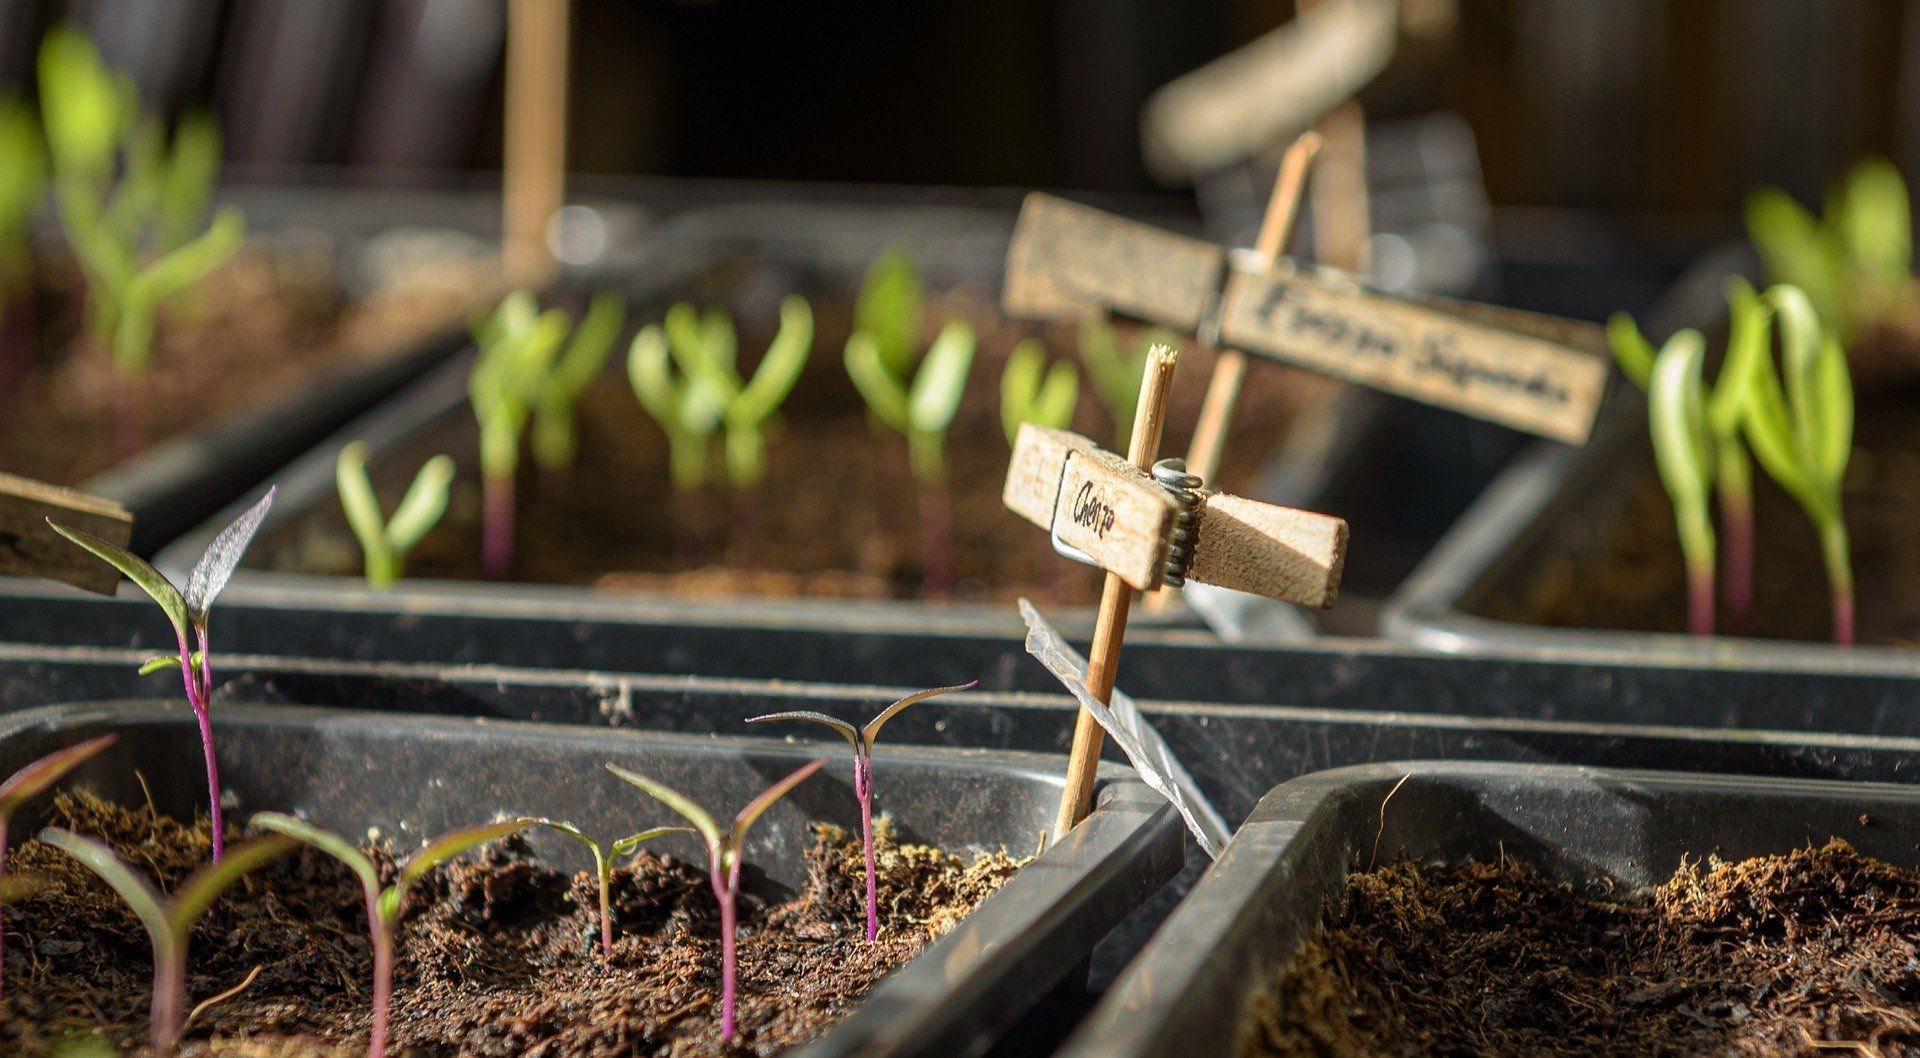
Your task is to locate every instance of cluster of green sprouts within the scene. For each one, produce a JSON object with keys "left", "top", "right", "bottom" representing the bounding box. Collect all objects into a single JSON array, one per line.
[
  {"left": 1747, "top": 158, "right": 1916, "bottom": 347},
  {"left": 1611, "top": 280, "right": 1856, "bottom": 643}
]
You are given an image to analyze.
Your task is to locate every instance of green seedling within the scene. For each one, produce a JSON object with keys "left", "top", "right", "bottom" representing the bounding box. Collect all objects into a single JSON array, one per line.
[
  {"left": 0, "top": 96, "right": 43, "bottom": 296},
  {"left": 1000, "top": 338, "right": 1079, "bottom": 446},
  {"left": 40, "top": 828, "right": 295, "bottom": 1053},
  {"left": 666, "top": 296, "right": 813, "bottom": 493},
  {"left": 1610, "top": 281, "right": 1768, "bottom": 629},
  {"left": 629, "top": 311, "right": 724, "bottom": 495},
  {"left": 1744, "top": 284, "right": 1857, "bottom": 646},
  {"left": 525, "top": 819, "right": 693, "bottom": 959},
  {"left": 855, "top": 244, "right": 924, "bottom": 383},
  {"left": 607, "top": 758, "right": 827, "bottom": 1043},
  {"left": 468, "top": 292, "right": 569, "bottom": 576},
  {"left": 747, "top": 681, "right": 975, "bottom": 942},
  {"left": 1646, "top": 329, "right": 1718, "bottom": 636},
  {"left": 1078, "top": 316, "right": 1174, "bottom": 444},
  {"left": 250, "top": 813, "right": 536, "bottom": 1058},
  {"left": 336, "top": 442, "right": 454, "bottom": 590},
  {"left": 0, "top": 734, "right": 117, "bottom": 1001},
  {"left": 40, "top": 29, "right": 243, "bottom": 455},
  {"left": 531, "top": 291, "right": 626, "bottom": 472},
  {"left": 846, "top": 318, "right": 974, "bottom": 596},
  {"left": 49, "top": 488, "right": 274, "bottom": 862},
  {"left": 1747, "top": 158, "right": 1918, "bottom": 347}
]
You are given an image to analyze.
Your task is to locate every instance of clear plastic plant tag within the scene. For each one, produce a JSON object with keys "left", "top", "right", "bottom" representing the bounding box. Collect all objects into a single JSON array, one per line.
[{"left": 1019, "top": 599, "right": 1231, "bottom": 858}]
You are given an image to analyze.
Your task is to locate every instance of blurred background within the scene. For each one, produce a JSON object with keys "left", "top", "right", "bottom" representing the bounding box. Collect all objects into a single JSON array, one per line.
[{"left": 0, "top": 0, "right": 1912, "bottom": 217}]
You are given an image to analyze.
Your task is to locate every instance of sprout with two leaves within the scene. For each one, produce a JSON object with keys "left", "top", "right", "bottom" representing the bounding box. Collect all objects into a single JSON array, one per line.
[
  {"left": 49, "top": 489, "right": 273, "bottom": 862},
  {"left": 336, "top": 442, "right": 454, "bottom": 590},
  {"left": 747, "top": 682, "right": 975, "bottom": 942},
  {"left": 1610, "top": 280, "right": 1768, "bottom": 629},
  {"left": 1747, "top": 158, "right": 1916, "bottom": 349},
  {"left": 606, "top": 758, "right": 827, "bottom": 1043},
  {"left": 0, "top": 734, "right": 118, "bottom": 1001},
  {"left": 39, "top": 828, "right": 296, "bottom": 1052},
  {"left": 628, "top": 308, "right": 723, "bottom": 497},
  {"left": 1078, "top": 316, "right": 1175, "bottom": 446},
  {"left": 40, "top": 29, "right": 244, "bottom": 456},
  {"left": 530, "top": 291, "right": 626, "bottom": 473},
  {"left": 1644, "top": 330, "right": 1722, "bottom": 637},
  {"left": 524, "top": 819, "right": 693, "bottom": 959},
  {"left": 250, "top": 813, "right": 538, "bottom": 1058},
  {"left": 1744, "top": 285, "right": 1857, "bottom": 646}
]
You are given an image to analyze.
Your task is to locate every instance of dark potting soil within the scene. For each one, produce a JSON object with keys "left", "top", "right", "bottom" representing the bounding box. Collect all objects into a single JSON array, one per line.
[
  {"left": 252, "top": 282, "right": 1338, "bottom": 603},
  {"left": 0, "top": 245, "right": 485, "bottom": 488},
  {"left": 1243, "top": 840, "right": 1920, "bottom": 1057},
  {"left": 4, "top": 793, "right": 1019, "bottom": 1057},
  {"left": 1486, "top": 387, "right": 1920, "bottom": 646}
]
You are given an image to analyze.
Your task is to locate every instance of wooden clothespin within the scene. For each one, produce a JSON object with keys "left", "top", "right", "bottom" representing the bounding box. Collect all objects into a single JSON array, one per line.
[
  {"left": 1004, "top": 347, "right": 1348, "bottom": 840},
  {"left": 0, "top": 472, "right": 134, "bottom": 594},
  {"left": 503, "top": 0, "right": 571, "bottom": 288}
]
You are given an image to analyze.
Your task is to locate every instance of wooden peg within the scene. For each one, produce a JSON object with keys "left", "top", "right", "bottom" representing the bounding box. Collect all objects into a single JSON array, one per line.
[
  {"left": 504, "top": 0, "right": 571, "bottom": 288},
  {"left": 0, "top": 473, "right": 134, "bottom": 595},
  {"left": 1053, "top": 345, "right": 1179, "bottom": 844}
]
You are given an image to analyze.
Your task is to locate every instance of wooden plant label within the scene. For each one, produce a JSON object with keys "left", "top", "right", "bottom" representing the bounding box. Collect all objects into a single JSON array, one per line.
[
  {"left": 1002, "top": 192, "right": 1610, "bottom": 444},
  {"left": 1218, "top": 261, "right": 1609, "bottom": 443},
  {"left": 1004, "top": 425, "right": 1347, "bottom": 605},
  {"left": 0, "top": 472, "right": 134, "bottom": 595}
]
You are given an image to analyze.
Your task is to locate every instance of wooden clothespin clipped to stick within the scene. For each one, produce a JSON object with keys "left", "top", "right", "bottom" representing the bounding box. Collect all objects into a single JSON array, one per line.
[
  {"left": 0, "top": 472, "right": 133, "bottom": 595},
  {"left": 1004, "top": 346, "right": 1348, "bottom": 840},
  {"left": 504, "top": 0, "right": 571, "bottom": 288}
]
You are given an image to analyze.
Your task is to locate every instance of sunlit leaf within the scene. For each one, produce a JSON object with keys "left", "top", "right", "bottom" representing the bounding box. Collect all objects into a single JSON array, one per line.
[
  {"left": 845, "top": 332, "right": 911, "bottom": 431},
  {"left": 730, "top": 758, "right": 827, "bottom": 842},
  {"left": 744, "top": 710, "right": 860, "bottom": 748},
  {"left": 1606, "top": 312, "right": 1654, "bottom": 390},
  {"left": 732, "top": 296, "right": 813, "bottom": 425},
  {"left": 248, "top": 813, "right": 380, "bottom": 896},
  {"left": 185, "top": 486, "right": 274, "bottom": 625},
  {"left": 0, "top": 735, "right": 117, "bottom": 816},
  {"left": 606, "top": 765, "right": 722, "bottom": 848},
  {"left": 386, "top": 455, "right": 455, "bottom": 553},
  {"left": 862, "top": 681, "right": 977, "bottom": 750},
  {"left": 908, "top": 321, "right": 974, "bottom": 435},
  {"left": 48, "top": 520, "right": 188, "bottom": 642}
]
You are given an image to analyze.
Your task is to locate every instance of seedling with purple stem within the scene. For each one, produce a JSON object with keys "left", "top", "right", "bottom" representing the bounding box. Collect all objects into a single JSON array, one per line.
[
  {"left": 606, "top": 758, "right": 827, "bottom": 1043},
  {"left": 39, "top": 828, "right": 295, "bottom": 1053},
  {"left": 250, "top": 813, "right": 537, "bottom": 1058},
  {"left": 468, "top": 292, "right": 568, "bottom": 577},
  {"left": 0, "top": 733, "right": 117, "bottom": 1001},
  {"left": 48, "top": 488, "right": 274, "bottom": 862},
  {"left": 747, "top": 681, "right": 976, "bottom": 942},
  {"left": 525, "top": 819, "right": 694, "bottom": 959}
]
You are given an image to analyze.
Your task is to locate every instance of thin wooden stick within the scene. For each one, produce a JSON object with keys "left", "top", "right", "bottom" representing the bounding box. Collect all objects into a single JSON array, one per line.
[
  {"left": 1146, "top": 132, "right": 1320, "bottom": 612},
  {"left": 1312, "top": 99, "right": 1371, "bottom": 273},
  {"left": 504, "top": 0, "right": 571, "bottom": 287},
  {"left": 1053, "top": 345, "right": 1180, "bottom": 844}
]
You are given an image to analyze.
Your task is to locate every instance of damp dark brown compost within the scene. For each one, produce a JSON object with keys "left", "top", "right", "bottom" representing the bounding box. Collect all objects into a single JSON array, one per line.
[
  {"left": 248, "top": 258, "right": 1336, "bottom": 604},
  {"left": 6, "top": 793, "right": 1014, "bottom": 1057}
]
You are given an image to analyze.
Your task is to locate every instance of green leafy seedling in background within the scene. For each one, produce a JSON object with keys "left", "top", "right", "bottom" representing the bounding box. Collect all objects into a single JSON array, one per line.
[
  {"left": 0, "top": 96, "right": 44, "bottom": 309},
  {"left": 855, "top": 245, "right": 923, "bottom": 383},
  {"left": 1645, "top": 329, "right": 1717, "bottom": 637},
  {"left": 250, "top": 814, "right": 537, "bottom": 1058},
  {"left": 846, "top": 319, "right": 974, "bottom": 596},
  {"left": 524, "top": 819, "right": 693, "bottom": 959},
  {"left": 468, "top": 292, "right": 569, "bottom": 577},
  {"left": 530, "top": 291, "right": 626, "bottom": 472},
  {"left": 1609, "top": 280, "right": 1767, "bottom": 629},
  {"left": 667, "top": 296, "right": 813, "bottom": 497},
  {"left": 40, "top": 29, "right": 244, "bottom": 456},
  {"left": 49, "top": 488, "right": 274, "bottom": 863},
  {"left": 336, "top": 442, "right": 454, "bottom": 590},
  {"left": 1000, "top": 338, "right": 1078, "bottom": 446},
  {"left": 629, "top": 309, "right": 724, "bottom": 496},
  {"left": 746, "top": 682, "right": 974, "bottom": 942},
  {"left": 1744, "top": 285, "right": 1857, "bottom": 646},
  {"left": 39, "top": 829, "right": 295, "bottom": 1053},
  {"left": 1078, "top": 316, "right": 1174, "bottom": 445},
  {"left": 1747, "top": 158, "right": 1918, "bottom": 348},
  {"left": 607, "top": 758, "right": 827, "bottom": 1044},
  {"left": 0, "top": 734, "right": 117, "bottom": 1002}
]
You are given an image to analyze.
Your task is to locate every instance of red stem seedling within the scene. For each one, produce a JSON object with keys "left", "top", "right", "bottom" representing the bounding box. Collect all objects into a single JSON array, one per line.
[
  {"left": 747, "top": 681, "right": 976, "bottom": 942},
  {"left": 469, "top": 292, "right": 571, "bottom": 577},
  {"left": 0, "top": 733, "right": 117, "bottom": 1002},
  {"left": 39, "top": 829, "right": 295, "bottom": 1053},
  {"left": 526, "top": 819, "right": 693, "bottom": 959},
  {"left": 606, "top": 758, "right": 827, "bottom": 1043},
  {"left": 1644, "top": 330, "right": 1718, "bottom": 636},
  {"left": 250, "top": 813, "right": 537, "bottom": 1058},
  {"left": 49, "top": 488, "right": 274, "bottom": 861}
]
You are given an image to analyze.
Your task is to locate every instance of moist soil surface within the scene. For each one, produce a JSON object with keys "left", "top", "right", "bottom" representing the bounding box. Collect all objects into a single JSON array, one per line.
[
  {"left": 253, "top": 271, "right": 1338, "bottom": 604},
  {"left": 1488, "top": 385, "right": 1920, "bottom": 645},
  {"left": 0, "top": 244, "right": 483, "bottom": 488},
  {"left": 4, "top": 793, "right": 1018, "bottom": 1057},
  {"left": 1244, "top": 840, "right": 1920, "bottom": 1057}
]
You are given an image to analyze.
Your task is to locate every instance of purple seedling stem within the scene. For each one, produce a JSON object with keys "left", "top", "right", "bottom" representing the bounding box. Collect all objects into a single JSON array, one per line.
[
  {"left": 607, "top": 758, "right": 827, "bottom": 1042},
  {"left": 747, "top": 681, "right": 976, "bottom": 942},
  {"left": 0, "top": 734, "right": 117, "bottom": 1002}
]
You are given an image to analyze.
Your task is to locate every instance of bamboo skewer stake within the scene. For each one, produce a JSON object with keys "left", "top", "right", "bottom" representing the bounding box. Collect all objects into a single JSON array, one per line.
[
  {"left": 1145, "top": 132, "right": 1320, "bottom": 613},
  {"left": 1052, "top": 345, "right": 1180, "bottom": 844},
  {"left": 504, "top": 0, "right": 571, "bottom": 288},
  {"left": 1312, "top": 100, "right": 1372, "bottom": 274}
]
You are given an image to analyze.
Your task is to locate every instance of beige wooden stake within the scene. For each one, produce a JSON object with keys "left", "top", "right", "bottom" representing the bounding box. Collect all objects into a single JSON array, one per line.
[
  {"left": 1053, "top": 346, "right": 1180, "bottom": 844},
  {"left": 0, "top": 473, "right": 134, "bottom": 595},
  {"left": 503, "top": 0, "right": 570, "bottom": 287},
  {"left": 1148, "top": 133, "right": 1321, "bottom": 612},
  {"left": 1311, "top": 100, "right": 1371, "bottom": 273}
]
